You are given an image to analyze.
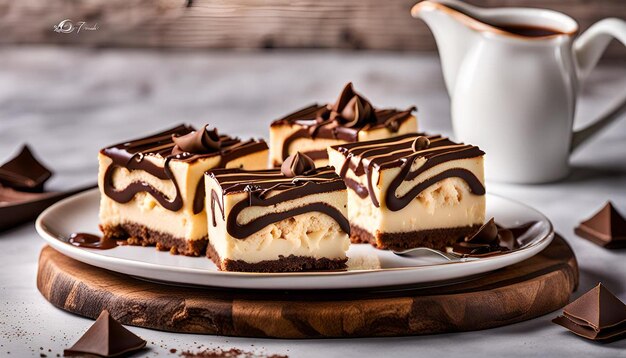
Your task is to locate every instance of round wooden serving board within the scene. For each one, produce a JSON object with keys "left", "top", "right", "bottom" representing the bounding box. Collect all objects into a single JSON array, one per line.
[{"left": 37, "top": 235, "right": 578, "bottom": 339}]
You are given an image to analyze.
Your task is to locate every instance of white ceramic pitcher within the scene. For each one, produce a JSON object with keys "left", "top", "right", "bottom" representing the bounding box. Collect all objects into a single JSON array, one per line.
[{"left": 412, "top": 0, "right": 626, "bottom": 183}]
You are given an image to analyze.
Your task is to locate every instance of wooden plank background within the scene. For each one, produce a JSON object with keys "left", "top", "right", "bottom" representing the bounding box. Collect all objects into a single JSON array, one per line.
[{"left": 0, "top": 0, "right": 624, "bottom": 58}]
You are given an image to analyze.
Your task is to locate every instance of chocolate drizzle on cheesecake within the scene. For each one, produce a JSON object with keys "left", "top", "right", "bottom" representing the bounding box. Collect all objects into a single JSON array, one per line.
[
  {"left": 272, "top": 83, "right": 416, "bottom": 161},
  {"left": 333, "top": 133, "right": 485, "bottom": 211},
  {"left": 101, "top": 124, "right": 267, "bottom": 214},
  {"left": 207, "top": 167, "right": 350, "bottom": 239}
]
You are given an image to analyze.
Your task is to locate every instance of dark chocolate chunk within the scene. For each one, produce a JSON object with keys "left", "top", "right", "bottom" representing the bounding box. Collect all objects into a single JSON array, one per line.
[
  {"left": 172, "top": 124, "right": 221, "bottom": 155},
  {"left": 552, "top": 283, "right": 626, "bottom": 342},
  {"left": 64, "top": 310, "right": 146, "bottom": 357},
  {"left": 0, "top": 145, "right": 52, "bottom": 192},
  {"left": 575, "top": 202, "right": 626, "bottom": 249},
  {"left": 281, "top": 152, "right": 316, "bottom": 177}
]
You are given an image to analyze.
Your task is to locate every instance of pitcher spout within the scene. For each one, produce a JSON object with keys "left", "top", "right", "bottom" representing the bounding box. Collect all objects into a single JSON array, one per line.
[{"left": 411, "top": 0, "right": 482, "bottom": 94}]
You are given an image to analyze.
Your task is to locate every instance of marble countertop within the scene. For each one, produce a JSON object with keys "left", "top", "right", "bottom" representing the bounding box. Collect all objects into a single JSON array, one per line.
[{"left": 0, "top": 47, "right": 625, "bottom": 357}]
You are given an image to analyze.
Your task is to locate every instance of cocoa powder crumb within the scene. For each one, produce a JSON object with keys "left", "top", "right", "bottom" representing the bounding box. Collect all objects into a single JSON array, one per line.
[{"left": 180, "top": 347, "right": 288, "bottom": 358}]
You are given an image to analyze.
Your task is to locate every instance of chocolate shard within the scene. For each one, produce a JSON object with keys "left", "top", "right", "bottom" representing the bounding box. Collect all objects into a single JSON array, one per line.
[
  {"left": 575, "top": 202, "right": 626, "bottom": 249},
  {"left": 497, "top": 228, "right": 519, "bottom": 251},
  {"left": 552, "top": 316, "right": 626, "bottom": 342},
  {"left": 0, "top": 145, "right": 52, "bottom": 192},
  {"left": 552, "top": 283, "right": 626, "bottom": 342},
  {"left": 563, "top": 283, "right": 626, "bottom": 331},
  {"left": 468, "top": 218, "right": 499, "bottom": 244},
  {"left": 281, "top": 152, "right": 316, "bottom": 178},
  {"left": 452, "top": 218, "right": 523, "bottom": 256},
  {"left": 64, "top": 310, "right": 146, "bottom": 357},
  {"left": 453, "top": 219, "right": 499, "bottom": 256},
  {"left": 172, "top": 124, "right": 221, "bottom": 155},
  {"left": 504, "top": 221, "right": 537, "bottom": 241}
]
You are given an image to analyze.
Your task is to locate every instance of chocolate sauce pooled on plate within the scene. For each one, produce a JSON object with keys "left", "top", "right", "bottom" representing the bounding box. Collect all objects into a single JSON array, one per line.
[{"left": 69, "top": 233, "right": 118, "bottom": 250}]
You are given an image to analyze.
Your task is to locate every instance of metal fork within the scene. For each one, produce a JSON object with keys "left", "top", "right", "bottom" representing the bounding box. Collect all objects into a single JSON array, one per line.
[{"left": 392, "top": 247, "right": 479, "bottom": 263}]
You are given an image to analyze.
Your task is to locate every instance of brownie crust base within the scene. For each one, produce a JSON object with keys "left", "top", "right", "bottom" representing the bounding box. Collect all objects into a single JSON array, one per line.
[
  {"left": 100, "top": 223, "right": 207, "bottom": 257},
  {"left": 350, "top": 224, "right": 481, "bottom": 251},
  {"left": 206, "top": 241, "right": 347, "bottom": 273}
]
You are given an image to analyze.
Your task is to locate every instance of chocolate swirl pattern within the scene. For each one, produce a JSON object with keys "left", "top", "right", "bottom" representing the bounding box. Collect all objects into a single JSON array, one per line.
[
  {"left": 207, "top": 167, "right": 350, "bottom": 239},
  {"left": 333, "top": 133, "right": 486, "bottom": 211},
  {"left": 101, "top": 124, "right": 268, "bottom": 214}
]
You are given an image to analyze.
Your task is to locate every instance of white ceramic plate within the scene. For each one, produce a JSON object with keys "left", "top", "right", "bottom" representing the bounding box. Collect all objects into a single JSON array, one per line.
[{"left": 36, "top": 189, "right": 553, "bottom": 290}]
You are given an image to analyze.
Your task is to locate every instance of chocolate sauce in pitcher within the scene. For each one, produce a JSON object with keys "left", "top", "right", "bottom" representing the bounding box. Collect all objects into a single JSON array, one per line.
[{"left": 445, "top": 3, "right": 564, "bottom": 37}]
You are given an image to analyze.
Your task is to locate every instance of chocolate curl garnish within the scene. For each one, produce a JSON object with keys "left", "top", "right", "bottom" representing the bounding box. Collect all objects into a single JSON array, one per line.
[
  {"left": 412, "top": 136, "right": 431, "bottom": 152},
  {"left": 281, "top": 152, "right": 316, "bottom": 178},
  {"left": 330, "top": 83, "right": 377, "bottom": 128},
  {"left": 332, "top": 82, "right": 357, "bottom": 113},
  {"left": 453, "top": 218, "right": 519, "bottom": 256},
  {"left": 171, "top": 125, "right": 221, "bottom": 155}
]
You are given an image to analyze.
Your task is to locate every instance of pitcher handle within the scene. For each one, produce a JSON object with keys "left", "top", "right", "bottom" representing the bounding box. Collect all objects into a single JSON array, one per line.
[{"left": 571, "top": 18, "right": 626, "bottom": 152}]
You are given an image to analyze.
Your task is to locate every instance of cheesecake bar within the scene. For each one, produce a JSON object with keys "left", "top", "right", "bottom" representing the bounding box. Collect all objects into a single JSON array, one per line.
[
  {"left": 205, "top": 153, "right": 350, "bottom": 272},
  {"left": 328, "top": 133, "right": 486, "bottom": 251},
  {"left": 269, "top": 82, "right": 417, "bottom": 167},
  {"left": 98, "top": 124, "right": 268, "bottom": 256}
]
